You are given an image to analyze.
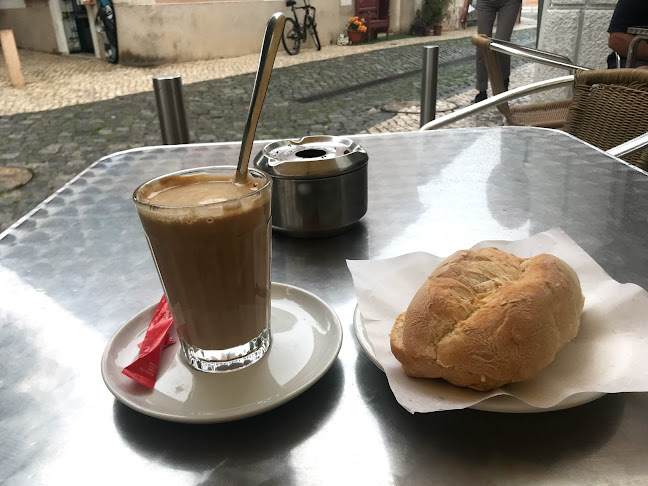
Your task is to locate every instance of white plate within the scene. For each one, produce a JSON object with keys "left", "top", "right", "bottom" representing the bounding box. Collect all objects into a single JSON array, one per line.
[
  {"left": 101, "top": 283, "right": 342, "bottom": 423},
  {"left": 352, "top": 305, "right": 604, "bottom": 413}
]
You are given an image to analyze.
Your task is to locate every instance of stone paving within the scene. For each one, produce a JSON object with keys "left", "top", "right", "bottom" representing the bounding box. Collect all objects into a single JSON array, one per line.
[
  {"left": 0, "top": 20, "right": 536, "bottom": 116},
  {"left": 371, "top": 62, "right": 535, "bottom": 132},
  {"left": 0, "top": 19, "right": 537, "bottom": 233}
]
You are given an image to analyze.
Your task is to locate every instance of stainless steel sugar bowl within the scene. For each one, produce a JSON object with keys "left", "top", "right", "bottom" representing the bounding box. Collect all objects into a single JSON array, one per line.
[{"left": 253, "top": 135, "right": 368, "bottom": 237}]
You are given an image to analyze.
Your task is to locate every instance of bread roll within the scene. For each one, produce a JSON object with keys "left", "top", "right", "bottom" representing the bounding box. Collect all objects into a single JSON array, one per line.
[{"left": 389, "top": 248, "right": 584, "bottom": 391}]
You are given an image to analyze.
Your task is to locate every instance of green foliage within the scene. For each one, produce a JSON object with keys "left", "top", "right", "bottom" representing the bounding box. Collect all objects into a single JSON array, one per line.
[
  {"left": 90, "top": 124, "right": 104, "bottom": 137},
  {"left": 420, "top": 0, "right": 450, "bottom": 26}
]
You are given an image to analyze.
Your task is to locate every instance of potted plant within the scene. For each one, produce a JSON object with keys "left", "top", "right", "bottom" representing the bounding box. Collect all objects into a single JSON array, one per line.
[
  {"left": 409, "top": 9, "right": 428, "bottom": 36},
  {"left": 421, "top": 0, "right": 450, "bottom": 36},
  {"left": 346, "top": 16, "right": 367, "bottom": 45}
]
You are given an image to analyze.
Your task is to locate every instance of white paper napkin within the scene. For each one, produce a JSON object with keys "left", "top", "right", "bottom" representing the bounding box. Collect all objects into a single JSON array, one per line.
[{"left": 347, "top": 228, "right": 648, "bottom": 412}]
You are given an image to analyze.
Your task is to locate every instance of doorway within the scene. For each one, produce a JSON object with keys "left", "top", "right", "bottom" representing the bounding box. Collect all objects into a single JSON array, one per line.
[{"left": 59, "top": 0, "right": 94, "bottom": 54}]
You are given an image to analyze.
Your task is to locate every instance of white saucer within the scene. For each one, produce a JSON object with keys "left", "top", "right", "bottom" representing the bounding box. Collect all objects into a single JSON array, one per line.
[
  {"left": 101, "top": 283, "right": 342, "bottom": 423},
  {"left": 352, "top": 305, "right": 604, "bottom": 413}
]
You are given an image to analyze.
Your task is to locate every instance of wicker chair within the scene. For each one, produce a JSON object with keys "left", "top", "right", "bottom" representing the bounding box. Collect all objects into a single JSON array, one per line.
[
  {"left": 471, "top": 34, "right": 576, "bottom": 129},
  {"left": 420, "top": 69, "right": 648, "bottom": 171},
  {"left": 562, "top": 69, "right": 648, "bottom": 171}
]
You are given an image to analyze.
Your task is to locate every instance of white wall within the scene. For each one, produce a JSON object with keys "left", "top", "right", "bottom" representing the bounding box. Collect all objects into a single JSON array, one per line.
[
  {"left": 0, "top": 1, "right": 60, "bottom": 53},
  {"left": 114, "top": 0, "right": 356, "bottom": 64},
  {"left": 0, "top": 0, "right": 26, "bottom": 8},
  {"left": 535, "top": 0, "right": 616, "bottom": 93}
]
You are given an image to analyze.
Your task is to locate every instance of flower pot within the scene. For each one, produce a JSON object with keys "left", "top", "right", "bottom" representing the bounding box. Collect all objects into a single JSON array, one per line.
[
  {"left": 347, "top": 29, "right": 362, "bottom": 45},
  {"left": 433, "top": 25, "right": 443, "bottom": 36}
]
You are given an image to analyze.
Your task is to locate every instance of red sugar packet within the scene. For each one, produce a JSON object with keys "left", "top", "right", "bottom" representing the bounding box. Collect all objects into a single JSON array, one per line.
[
  {"left": 138, "top": 333, "right": 176, "bottom": 349},
  {"left": 122, "top": 295, "right": 175, "bottom": 389}
]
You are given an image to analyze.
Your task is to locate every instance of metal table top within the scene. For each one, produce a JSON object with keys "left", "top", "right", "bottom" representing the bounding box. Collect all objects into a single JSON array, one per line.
[{"left": 2, "top": 127, "right": 647, "bottom": 485}]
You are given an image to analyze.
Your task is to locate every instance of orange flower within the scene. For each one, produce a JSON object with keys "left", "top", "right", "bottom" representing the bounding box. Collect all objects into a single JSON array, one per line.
[{"left": 347, "top": 16, "right": 366, "bottom": 31}]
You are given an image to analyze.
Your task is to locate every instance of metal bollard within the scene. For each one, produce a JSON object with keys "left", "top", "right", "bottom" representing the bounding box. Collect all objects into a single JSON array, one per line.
[
  {"left": 153, "top": 74, "right": 190, "bottom": 144},
  {"left": 420, "top": 46, "right": 439, "bottom": 128}
]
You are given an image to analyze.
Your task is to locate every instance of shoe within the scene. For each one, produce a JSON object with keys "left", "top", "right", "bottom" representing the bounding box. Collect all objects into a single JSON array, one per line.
[{"left": 473, "top": 91, "right": 487, "bottom": 104}]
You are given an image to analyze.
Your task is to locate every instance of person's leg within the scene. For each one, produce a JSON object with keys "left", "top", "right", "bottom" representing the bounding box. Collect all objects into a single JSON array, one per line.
[
  {"left": 476, "top": 0, "right": 498, "bottom": 99},
  {"left": 493, "top": 0, "right": 522, "bottom": 87}
]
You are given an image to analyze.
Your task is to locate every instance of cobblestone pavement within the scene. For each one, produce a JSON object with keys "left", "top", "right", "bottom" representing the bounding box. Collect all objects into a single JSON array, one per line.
[
  {"left": 0, "top": 19, "right": 536, "bottom": 116},
  {"left": 0, "top": 22, "right": 537, "bottom": 233},
  {"left": 372, "top": 62, "right": 535, "bottom": 132}
]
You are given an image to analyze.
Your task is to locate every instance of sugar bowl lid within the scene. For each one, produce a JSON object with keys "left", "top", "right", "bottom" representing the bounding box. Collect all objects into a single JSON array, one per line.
[{"left": 253, "top": 135, "right": 368, "bottom": 179}]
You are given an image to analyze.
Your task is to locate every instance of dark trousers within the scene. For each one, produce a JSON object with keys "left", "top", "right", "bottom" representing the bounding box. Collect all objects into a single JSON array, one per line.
[{"left": 476, "top": 0, "right": 523, "bottom": 92}]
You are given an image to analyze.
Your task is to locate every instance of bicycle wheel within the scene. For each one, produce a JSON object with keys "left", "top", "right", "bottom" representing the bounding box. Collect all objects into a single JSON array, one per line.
[
  {"left": 307, "top": 18, "right": 321, "bottom": 51},
  {"left": 104, "top": 43, "right": 118, "bottom": 63},
  {"left": 282, "top": 18, "right": 301, "bottom": 56}
]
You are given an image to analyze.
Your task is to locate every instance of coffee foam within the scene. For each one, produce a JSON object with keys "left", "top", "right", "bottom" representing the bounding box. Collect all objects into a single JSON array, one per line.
[{"left": 136, "top": 172, "right": 270, "bottom": 225}]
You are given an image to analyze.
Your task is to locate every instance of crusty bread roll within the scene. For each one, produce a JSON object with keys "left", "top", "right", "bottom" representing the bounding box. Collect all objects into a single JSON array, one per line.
[{"left": 390, "top": 248, "right": 584, "bottom": 391}]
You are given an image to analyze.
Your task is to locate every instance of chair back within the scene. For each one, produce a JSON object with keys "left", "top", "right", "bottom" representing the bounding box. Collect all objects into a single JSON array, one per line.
[
  {"left": 563, "top": 69, "right": 648, "bottom": 170},
  {"left": 472, "top": 35, "right": 513, "bottom": 121},
  {"left": 471, "top": 34, "right": 577, "bottom": 129}
]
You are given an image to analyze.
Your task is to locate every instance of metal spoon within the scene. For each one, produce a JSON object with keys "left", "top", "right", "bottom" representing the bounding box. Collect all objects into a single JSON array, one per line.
[{"left": 236, "top": 12, "right": 286, "bottom": 181}]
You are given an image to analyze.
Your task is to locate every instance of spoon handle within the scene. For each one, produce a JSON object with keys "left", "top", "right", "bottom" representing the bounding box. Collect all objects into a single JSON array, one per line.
[{"left": 236, "top": 12, "right": 286, "bottom": 180}]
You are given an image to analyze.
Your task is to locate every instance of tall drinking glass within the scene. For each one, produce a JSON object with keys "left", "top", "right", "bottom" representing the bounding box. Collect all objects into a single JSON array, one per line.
[{"left": 133, "top": 166, "right": 272, "bottom": 373}]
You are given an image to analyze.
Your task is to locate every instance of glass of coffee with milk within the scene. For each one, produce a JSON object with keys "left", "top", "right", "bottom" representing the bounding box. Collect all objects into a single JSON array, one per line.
[{"left": 133, "top": 166, "right": 272, "bottom": 373}]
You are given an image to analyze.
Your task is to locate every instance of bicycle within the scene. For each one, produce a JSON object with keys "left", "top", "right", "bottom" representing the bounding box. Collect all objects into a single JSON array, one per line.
[
  {"left": 281, "top": 0, "right": 321, "bottom": 56},
  {"left": 94, "top": 0, "right": 118, "bottom": 63}
]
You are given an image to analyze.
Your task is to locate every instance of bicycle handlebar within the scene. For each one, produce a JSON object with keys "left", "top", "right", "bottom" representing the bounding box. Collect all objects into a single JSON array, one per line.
[{"left": 286, "top": 0, "right": 314, "bottom": 9}]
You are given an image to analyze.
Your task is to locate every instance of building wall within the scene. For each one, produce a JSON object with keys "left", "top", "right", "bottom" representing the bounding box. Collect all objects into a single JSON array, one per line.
[
  {"left": 114, "top": 0, "right": 357, "bottom": 65},
  {"left": 113, "top": 0, "right": 465, "bottom": 64},
  {"left": 535, "top": 0, "right": 616, "bottom": 93},
  {"left": 446, "top": 0, "right": 466, "bottom": 30},
  {"left": 0, "top": 0, "right": 462, "bottom": 63},
  {"left": 410, "top": 0, "right": 465, "bottom": 31},
  {"left": 0, "top": 0, "right": 59, "bottom": 53}
]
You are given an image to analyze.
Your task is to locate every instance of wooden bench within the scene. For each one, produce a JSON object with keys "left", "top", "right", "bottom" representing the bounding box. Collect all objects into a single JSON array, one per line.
[{"left": 355, "top": 0, "right": 389, "bottom": 41}]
